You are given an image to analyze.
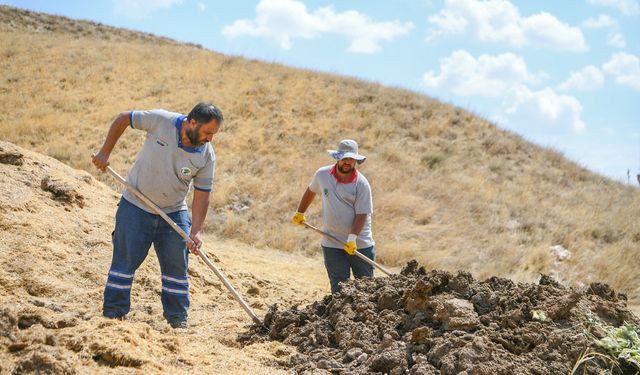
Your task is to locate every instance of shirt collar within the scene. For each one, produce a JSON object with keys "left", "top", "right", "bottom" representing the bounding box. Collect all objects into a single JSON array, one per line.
[
  {"left": 330, "top": 164, "right": 358, "bottom": 183},
  {"left": 175, "top": 115, "right": 205, "bottom": 154}
]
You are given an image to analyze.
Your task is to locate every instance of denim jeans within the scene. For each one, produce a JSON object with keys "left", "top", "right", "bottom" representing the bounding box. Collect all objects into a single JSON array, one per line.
[
  {"left": 322, "top": 246, "right": 374, "bottom": 294},
  {"left": 103, "top": 197, "right": 191, "bottom": 324}
]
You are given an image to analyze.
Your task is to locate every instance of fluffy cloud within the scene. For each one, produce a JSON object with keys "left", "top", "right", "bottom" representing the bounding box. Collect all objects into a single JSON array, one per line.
[
  {"left": 581, "top": 14, "right": 616, "bottom": 28},
  {"left": 588, "top": 0, "right": 640, "bottom": 15},
  {"left": 557, "top": 65, "right": 605, "bottom": 91},
  {"left": 580, "top": 14, "right": 625, "bottom": 49},
  {"left": 222, "top": 0, "right": 413, "bottom": 53},
  {"left": 603, "top": 52, "right": 640, "bottom": 90},
  {"left": 607, "top": 32, "right": 627, "bottom": 48},
  {"left": 427, "top": 0, "right": 588, "bottom": 52},
  {"left": 112, "top": 0, "right": 182, "bottom": 18},
  {"left": 423, "top": 50, "right": 584, "bottom": 132},
  {"left": 423, "top": 50, "right": 546, "bottom": 97},
  {"left": 502, "top": 85, "right": 585, "bottom": 132}
]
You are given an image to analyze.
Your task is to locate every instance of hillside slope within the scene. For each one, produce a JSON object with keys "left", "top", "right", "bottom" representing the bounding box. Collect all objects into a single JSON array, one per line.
[
  {"left": 0, "top": 140, "right": 328, "bottom": 373},
  {"left": 0, "top": 5, "right": 638, "bottom": 310}
]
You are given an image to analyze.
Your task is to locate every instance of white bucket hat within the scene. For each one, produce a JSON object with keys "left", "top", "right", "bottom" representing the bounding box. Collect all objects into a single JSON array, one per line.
[{"left": 327, "top": 139, "right": 366, "bottom": 164}]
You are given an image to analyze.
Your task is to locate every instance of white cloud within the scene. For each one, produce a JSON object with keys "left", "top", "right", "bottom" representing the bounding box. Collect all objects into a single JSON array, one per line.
[
  {"left": 197, "top": 2, "right": 206, "bottom": 11},
  {"left": 422, "top": 50, "right": 584, "bottom": 132},
  {"left": 557, "top": 65, "right": 605, "bottom": 91},
  {"left": 607, "top": 32, "right": 627, "bottom": 48},
  {"left": 427, "top": 0, "right": 588, "bottom": 52},
  {"left": 580, "top": 14, "right": 625, "bottom": 49},
  {"left": 502, "top": 85, "right": 586, "bottom": 132},
  {"left": 422, "top": 50, "right": 546, "bottom": 97},
  {"left": 588, "top": 0, "right": 640, "bottom": 15},
  {"left": 222, "top": 0, "right": 413, "bottom": 53},
  {"left": 581, "top": 14, "right": 616, "bottom": 28},
  {"left": 112, "top": 0, "right": 183, "bottom": 18},
  {"left": 603, "top": 52, "right": 640, "bottom": 90}
]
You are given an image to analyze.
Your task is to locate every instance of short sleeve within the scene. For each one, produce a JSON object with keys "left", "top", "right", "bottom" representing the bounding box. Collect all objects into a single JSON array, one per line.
[
  {"left": 354, "top": 179, "right": 373, "bottom": 214},
  {"left": 130, "top": 109, "right": 171, "bottom": 132},
  {"left": 308, "top": 169, "right": 321, "bottom": 194},
  {"left": 193, "top": 151, "right": 215, "bottom": 192}
]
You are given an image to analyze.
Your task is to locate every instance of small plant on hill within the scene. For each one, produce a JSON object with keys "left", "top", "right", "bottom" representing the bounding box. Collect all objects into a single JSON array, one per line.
[
  {"left": 577, "top": 317, "right": 640, "bottom": 372},
  {"left": 591, "top": 322, "right": 640, "bottom": 370}
]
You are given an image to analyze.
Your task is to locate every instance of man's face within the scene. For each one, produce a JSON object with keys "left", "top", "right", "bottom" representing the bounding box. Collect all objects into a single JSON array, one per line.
[
  {"left": 186, "top": 119, "right": 220, "bottom": 147},
  {"left": 337, "top": 158, "right": 356, "bottom": 174}
]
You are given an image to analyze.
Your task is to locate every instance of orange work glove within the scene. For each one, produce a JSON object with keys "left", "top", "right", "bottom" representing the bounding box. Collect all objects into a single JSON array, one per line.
[{"left": 291, "top": 212, "right": 306, "bottom": 226}]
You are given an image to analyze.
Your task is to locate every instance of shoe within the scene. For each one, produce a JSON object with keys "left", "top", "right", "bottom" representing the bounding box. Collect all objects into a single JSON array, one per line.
[
  {"left": 103, "top": 312, "right": 126, "bottom": 320},
  {"left": 169, "top": 320, "right": 187, "bottom": 329}
]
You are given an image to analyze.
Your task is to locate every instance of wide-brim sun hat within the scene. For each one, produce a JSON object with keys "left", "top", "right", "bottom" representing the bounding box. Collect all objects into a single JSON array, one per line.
[{"left": 327, "top": 139, "right": 366, "bottom": 164}]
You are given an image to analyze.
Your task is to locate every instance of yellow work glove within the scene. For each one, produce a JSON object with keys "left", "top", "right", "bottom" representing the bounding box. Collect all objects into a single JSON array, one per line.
[
  {"left": 291, "top": 212, "right": 306, "bottom": 226},
  {"left": 343, "top": 234, "right": 357, "bottom": 255}
]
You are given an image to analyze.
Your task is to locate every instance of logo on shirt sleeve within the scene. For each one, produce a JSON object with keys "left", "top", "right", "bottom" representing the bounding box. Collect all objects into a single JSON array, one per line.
[
  {"left": 181, "top": 167, "right": 192, "bottom": 177},
  {"left": 323, "top": 188, "right": 329, "bottom": 197}
]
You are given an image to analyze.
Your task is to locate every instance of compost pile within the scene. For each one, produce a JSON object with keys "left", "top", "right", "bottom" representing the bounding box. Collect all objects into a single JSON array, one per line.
[{"left": 249, "top": 261, "right": 640, "bottom": 374}]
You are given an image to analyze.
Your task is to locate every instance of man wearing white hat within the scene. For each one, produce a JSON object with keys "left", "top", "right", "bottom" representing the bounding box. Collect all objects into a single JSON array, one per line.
[{"left": 292, "top": 139, "right": 375, "bottom": 293}]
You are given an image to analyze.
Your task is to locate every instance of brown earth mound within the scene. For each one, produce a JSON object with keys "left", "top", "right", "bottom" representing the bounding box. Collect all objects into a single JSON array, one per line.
[
  {"left": 246, "top": 261, "right": 640, "bottom": 374},
  {"left": 0, "top": 140, "right": 328, "bottom": 374}
]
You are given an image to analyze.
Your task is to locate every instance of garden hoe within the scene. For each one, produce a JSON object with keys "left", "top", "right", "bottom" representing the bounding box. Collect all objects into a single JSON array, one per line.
[
  {"left": 302, "top": 222, "right": 393, "bottom": 276},
  {"left": 97, "top": 158, "right": 263, "bottom": 326}
]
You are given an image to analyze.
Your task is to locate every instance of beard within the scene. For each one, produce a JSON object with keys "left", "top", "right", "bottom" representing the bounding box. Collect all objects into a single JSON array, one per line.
[
  {"left": 338, "top": 163, "right": 354, "bottom": 173},
  {"left": 186, "top": 124, "right": 204, "bottom": 146}
]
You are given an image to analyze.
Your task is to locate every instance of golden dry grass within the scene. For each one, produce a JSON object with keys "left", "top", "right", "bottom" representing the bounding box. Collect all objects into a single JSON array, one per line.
[{"left": 1, "top": 5, "right": 639, "bottom": 311}]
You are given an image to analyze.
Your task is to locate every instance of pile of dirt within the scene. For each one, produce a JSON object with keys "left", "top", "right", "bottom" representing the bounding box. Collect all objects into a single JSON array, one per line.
[{"left": 247, "top": 261, "right": 640, "bottom": 374}]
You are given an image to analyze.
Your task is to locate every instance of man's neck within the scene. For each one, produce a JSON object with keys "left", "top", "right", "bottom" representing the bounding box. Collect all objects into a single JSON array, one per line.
[{"left": 179, "top": 119, "right": 193, "bottom": 147}]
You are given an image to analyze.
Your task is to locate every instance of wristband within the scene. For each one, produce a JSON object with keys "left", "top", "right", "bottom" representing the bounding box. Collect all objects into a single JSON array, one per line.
[{"left": 347, "top": 233, "right": 357, "bottom": 243}]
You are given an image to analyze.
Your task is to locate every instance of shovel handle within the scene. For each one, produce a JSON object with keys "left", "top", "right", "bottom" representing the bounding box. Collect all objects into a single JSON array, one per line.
[
  {"left": 94, "top": 155, "right": 263, "bottom": 325},
  {"left": 302, "top": 222, "right": 393, "bottom": 276}
]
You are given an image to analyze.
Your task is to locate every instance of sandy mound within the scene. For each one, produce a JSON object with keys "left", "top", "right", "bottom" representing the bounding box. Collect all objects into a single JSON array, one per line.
[
  {"left": 247, "top": 261, "right": 640, "bottom": 374},
  {"left": 0, "top": 141, "right": 328, "bottom": 374}
]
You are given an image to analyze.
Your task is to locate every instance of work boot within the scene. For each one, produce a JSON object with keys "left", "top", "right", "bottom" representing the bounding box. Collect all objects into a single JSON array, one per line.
[
  {"left": 169, "top": 320, "right": 188, "bottom": 329},
  {"left": 103, "top": 312, "right": 126, "bottom": 321}
]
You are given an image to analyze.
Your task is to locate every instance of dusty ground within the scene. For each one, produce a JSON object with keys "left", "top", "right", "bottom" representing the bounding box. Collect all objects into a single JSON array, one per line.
[
  {"left": 0, "top": 141, "right": 334, "bottom": 374},
  {"left": 251, "top": 261, "right": 640, "bottom": 374}
]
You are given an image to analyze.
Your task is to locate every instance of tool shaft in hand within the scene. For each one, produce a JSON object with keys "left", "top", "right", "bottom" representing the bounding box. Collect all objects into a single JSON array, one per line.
[
  {"left": 101, "top": 162, "right": 262, "bottom": 325},
  {"left": 302, "top": 222, "right": 392, "bottom": 276}
]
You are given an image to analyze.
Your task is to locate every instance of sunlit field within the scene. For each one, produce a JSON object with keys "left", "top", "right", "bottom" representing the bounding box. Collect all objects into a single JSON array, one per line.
[{"left": 1, "top": 5, "right": 638, "bottom": 311}]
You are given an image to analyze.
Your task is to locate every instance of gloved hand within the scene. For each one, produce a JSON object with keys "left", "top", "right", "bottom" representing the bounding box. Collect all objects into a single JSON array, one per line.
[
  {"left": 343, "top": 233, "right": 357, "bottom": 255},
  {"left": 291, "top": 212, "right": 306, "bottom": 226}
]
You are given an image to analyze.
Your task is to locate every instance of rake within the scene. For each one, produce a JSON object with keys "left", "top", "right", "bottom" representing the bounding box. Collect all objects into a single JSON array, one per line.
[
  {"left": 98, "top": 161, "right": 262, "bottom": 326},
  {"left": 302, "top": 222, "right": 393, "bottom": 276}
]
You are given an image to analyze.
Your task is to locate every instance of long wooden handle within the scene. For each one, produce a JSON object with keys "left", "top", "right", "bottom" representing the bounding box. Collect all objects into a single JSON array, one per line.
[
  {"left": 100, "top": 162, "right": 262, "bottom": 325},
  {"left": 302, "top": 222, "right": 393, "bottom": 276}
]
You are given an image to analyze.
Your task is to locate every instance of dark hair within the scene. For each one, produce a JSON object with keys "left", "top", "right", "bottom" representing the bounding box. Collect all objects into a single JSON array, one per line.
[{"left": 187, "top": 102, "right": 224, "bottom": 125}]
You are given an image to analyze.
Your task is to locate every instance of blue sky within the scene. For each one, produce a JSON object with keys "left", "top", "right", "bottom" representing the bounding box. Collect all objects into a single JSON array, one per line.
[{"left": 3, "top": 0, "right": 639, "bottom": 182}]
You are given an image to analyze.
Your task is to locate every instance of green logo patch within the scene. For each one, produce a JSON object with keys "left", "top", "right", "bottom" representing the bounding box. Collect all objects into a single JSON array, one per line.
[
  {"left": 323, "top": 188, "right": 329, "bottom": 197},
  {"left": 181, "top": 167, "right": 192, "bottom": 177}
]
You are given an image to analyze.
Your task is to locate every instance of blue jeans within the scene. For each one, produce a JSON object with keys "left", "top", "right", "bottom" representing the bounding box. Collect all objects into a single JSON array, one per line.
[
  {"left": 103, "top": 198, "right": 191, "bottom": 324},
  {"left": 322, "top": 246, "right": 375, "bottom": 294}
]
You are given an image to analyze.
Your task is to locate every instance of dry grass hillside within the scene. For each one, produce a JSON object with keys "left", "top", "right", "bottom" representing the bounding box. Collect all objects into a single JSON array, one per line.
[{"left": 1, "top": 5, "right": 639, "bottom": 311}]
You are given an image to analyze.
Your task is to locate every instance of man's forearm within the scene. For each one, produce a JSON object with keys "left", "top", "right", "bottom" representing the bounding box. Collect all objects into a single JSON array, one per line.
[
  {"left": 350, "top": 213, "right": 367, "bottom": 235},
  {"left": 99, "top": 112, "right": 131, "bottom": 155},
  {"left": 191, "top": 189, "right": 210, "bottom": 233},
  {"left": 297, "top": 188, "right": 316, "bottom": 213}
]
